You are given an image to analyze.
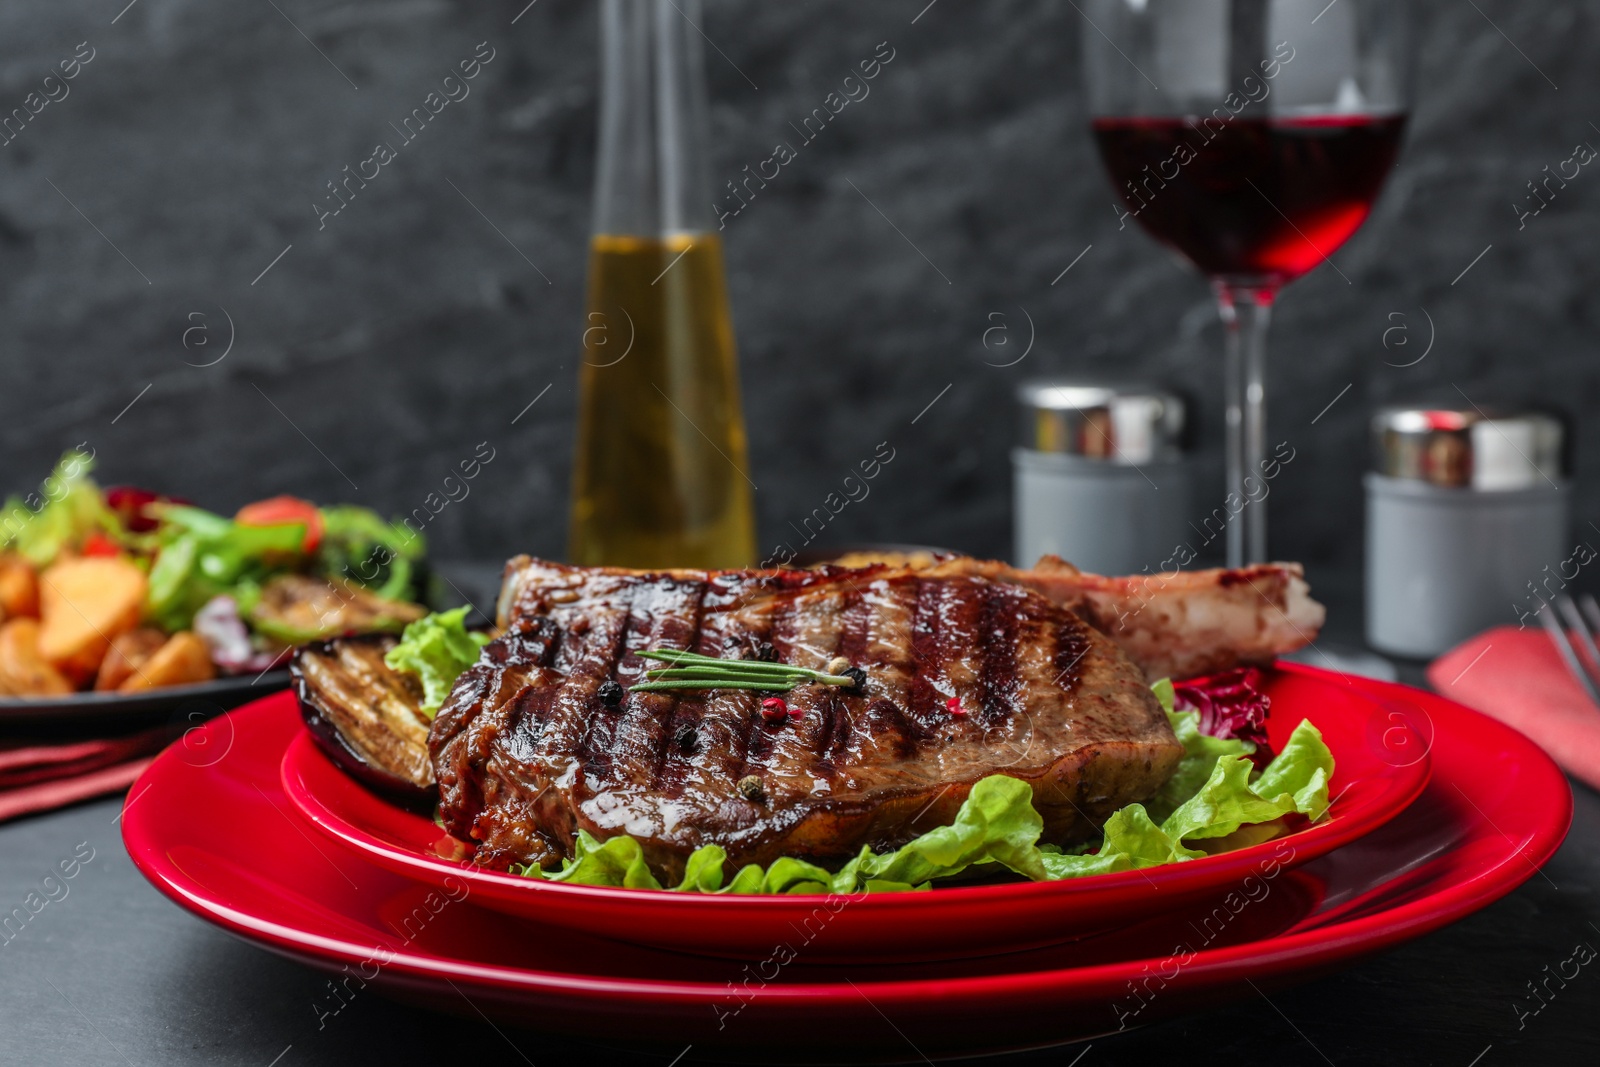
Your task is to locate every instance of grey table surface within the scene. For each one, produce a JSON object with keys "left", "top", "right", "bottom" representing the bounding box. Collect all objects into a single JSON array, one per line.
[{"left": 2, "top": 567, "right": 1596, "bottom": 1066}]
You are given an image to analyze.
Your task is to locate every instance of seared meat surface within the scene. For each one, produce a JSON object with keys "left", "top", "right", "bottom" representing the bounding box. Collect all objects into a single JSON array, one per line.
[
  {"left": 830, "top": 552, "right": 1324, "bottom": 682},
  {"left": 432, "top": 558, "right": 1182, "bottom": 879}
]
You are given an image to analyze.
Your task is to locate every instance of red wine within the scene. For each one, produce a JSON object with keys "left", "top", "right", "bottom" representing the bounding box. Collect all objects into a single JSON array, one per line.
[{"left": 1092, "top": 114, "right": 1407, "bottom": 284}]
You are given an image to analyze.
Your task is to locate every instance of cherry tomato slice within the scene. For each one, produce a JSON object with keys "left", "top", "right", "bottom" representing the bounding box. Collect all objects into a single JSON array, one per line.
[
  {"left": 81, "top": 531, "right": 122, "bottom": 557},
  {"left": 235, "top": 496, "right": 323, "bottom": 554}
]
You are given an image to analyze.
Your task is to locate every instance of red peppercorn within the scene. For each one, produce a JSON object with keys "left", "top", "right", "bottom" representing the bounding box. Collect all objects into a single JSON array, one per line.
[
  {"left": 787, "top": 704, "right": 804, "bottom": 721},
  {"left": 761, "top": 697, "right": 788, "bottom": 723},
  {"left": 947, "top": 696, "right": 967, "bottom": 718}
]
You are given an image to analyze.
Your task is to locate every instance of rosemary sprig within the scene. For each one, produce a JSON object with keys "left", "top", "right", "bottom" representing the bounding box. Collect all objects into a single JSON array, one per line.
[{"left": 629, "top": 648, "right": 858, "bottom": 694}]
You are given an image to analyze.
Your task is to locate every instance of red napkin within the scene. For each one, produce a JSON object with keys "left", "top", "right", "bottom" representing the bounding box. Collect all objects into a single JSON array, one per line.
[
  {"left": 1429, "top": 625, "right": 1600, "bottom": 792},
  {"left": 0, "top": 725, "right": 171, "bottom": 824}
]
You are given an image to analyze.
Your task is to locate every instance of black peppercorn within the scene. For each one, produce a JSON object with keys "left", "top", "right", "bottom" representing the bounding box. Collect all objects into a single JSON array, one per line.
[
  {"left": 755, "top": 641, "right": 778, "bottom": 663},
  {"left": 841, "top": 666, "right": 868, "bottom": 692},
  {"left": 674, "top": 724, "right": 698, "bottom": 753},
  {"left": 597, "top": 680, "right": 624, "bottom": 708},
  {"left": 737, "top": 774, "right": 766, "bottom": 804}
]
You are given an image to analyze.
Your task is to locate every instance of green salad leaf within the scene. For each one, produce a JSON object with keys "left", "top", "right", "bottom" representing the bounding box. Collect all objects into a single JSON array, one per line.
[
  {"left": 0, "top": 449, "right": 120, "bottom": 567},
  {"left": 144, "top": 505, "right": 306, "bottom": 632},
  {"left": 316, "top": 505, "right": 425, "bottom": 602},
  {"left": 1143, "top": 680, "right": 1257, "bottom": 824},
  {"left": 384, "top": 607, "right": 490, "bottom": 716}
]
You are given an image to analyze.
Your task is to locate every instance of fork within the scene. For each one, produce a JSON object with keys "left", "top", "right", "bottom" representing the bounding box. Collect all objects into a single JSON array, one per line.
[{"left": 1538, "top": 593, "right": 1600, "bottom": 707}]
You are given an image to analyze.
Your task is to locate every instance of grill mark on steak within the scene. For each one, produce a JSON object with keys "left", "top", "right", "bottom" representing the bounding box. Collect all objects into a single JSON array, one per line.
[
  {"left": 976, "top": 582, "right": 1024, "bottom": 729},
  {"left": 588, "top": 576, "right": 703, "bottom": 828},
  {"left": 434, "top": 557, "right": 1184, "bottom": 880},
  {"left": 578, "top": 583, "right": 636, "bottom": 783},
  {"left": 604, "top": 576, "right": 696, "bottom": 797},
  {"left": 755, "top": 575, "right": 851, "bottom": 791},
  {"left": 1053, "top": 614, "right": 1092, "bottom": 692},
  {"left": 720, "top": 577, "right": 774, "bottom": 781},
  {"left": 813, "top": 582, "right": 874, "bottom": 774},
  {"left": 905, "top": 577, "right": 943, "bottom": 728}
]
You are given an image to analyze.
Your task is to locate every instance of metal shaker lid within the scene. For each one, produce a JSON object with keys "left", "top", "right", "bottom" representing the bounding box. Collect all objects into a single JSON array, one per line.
[
  {"left": 1371, "top": 406, "right": 1564, "bottom": 489},
  {"left": 1016, "top": 381, "right": 1185, "bottom": 464}
]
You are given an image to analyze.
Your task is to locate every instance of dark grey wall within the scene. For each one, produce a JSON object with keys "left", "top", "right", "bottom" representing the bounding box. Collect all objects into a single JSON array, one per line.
[{"left": 2, "top": 1, "right": 1596, "bottom": 609}]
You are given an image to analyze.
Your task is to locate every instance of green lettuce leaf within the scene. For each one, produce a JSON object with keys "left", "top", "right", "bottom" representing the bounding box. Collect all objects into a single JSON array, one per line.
[
  {"left": 316, "top": 505, "right": 425, "bottom": 602},
  {"left": 851, "top": 774, "right": 1053, "bottom": 885},
  {"left": 1158, "top": 724, "right": 1325, "bottom": 843},
  {"left": 672, "top": 845, "right": 733, "bottom": 892},
  {"left": 0, "top": 449, "right": 119, "bottom": 567},
  {"left": 384, "top": 607, "right": 491, "bottom": 716},
  {"left": 514, "top": 831, "right": 663, "bottom": 888},
  {"left": 143, "top": 505, "right": 307, "bottom": 632},
  {"left": 1144, "top": 704, "right": 1256, "bottom": 824}
]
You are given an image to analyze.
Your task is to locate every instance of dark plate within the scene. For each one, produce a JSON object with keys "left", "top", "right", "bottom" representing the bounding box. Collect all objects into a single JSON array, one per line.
[{"left": 0, "top": 670, "right": 291, "bottom": 726}]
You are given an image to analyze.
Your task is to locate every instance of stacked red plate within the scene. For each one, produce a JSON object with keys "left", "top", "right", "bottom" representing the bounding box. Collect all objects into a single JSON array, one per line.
[{"left": 122, "top": 664, "right": 1570, "bottom": 1061}]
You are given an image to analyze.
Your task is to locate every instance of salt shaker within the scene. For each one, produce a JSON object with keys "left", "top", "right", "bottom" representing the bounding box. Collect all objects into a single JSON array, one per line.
[
  {"left": 1365, "top": 406, "right": 1569, "bottom": 658},
  {"left": 1012, "top": 382, "right": 1189, "bottom": 575}
]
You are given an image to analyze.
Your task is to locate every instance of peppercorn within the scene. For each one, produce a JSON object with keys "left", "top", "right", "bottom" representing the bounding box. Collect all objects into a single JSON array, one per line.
[
  {"left": 737, "top": 775, "right": 766, "bottom": 803},
  {"left": 674, "top": 724, "right": 698, "bottom": 753},
  {"left": 755, "top": 641, "right": 778, "bottom": 663},
  {"left": 946, "top": 696, "right": 967, "bottom": 718},
  {"left": 597, "top": 680, "right": 624, "bottom": 709},
  {"left": 841, "top": 666, "right": 868, "bottom": 692},
  {"left": 761, "top": 696, "right": 788, "bottom": 723},
  {"left": 825, "top": 655, "right": 851, "bottom": 677}
]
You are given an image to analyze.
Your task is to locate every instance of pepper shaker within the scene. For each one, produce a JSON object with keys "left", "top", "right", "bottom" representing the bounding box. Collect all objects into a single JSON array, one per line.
[
  {"left": 1013, "top": 381, "right": 1189, "bottom": 575},
  {"left": 1365, "top": 406, "right": 1569, "bottom": 657}
]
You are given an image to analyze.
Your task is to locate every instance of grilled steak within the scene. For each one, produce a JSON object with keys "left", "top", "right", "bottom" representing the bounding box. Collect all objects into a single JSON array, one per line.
[{"left": 431, "top": 558, "right": 1182, "bottom": 879}]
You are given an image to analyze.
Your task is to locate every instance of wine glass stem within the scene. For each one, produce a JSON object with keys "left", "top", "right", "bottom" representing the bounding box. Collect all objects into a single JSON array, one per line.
[{"left": 1216, "top": 281, "right": 1277, "bottom": 568}]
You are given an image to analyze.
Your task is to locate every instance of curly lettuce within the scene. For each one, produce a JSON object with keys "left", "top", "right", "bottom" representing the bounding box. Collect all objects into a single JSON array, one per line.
[
  {"left": 384, "top": 606, "right": 490, "bottom": 716},
  {"left": 0, "top": 448, "right": 120, "bottom": 567}
]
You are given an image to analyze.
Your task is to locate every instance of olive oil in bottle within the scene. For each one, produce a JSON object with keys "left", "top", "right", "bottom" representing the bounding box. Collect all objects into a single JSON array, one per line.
[
  {"left": 567, "top": 0, "right": 755, "bottom": 569},
  {"left": 568, "top": 232, "right": 753, "bottom": 568}
]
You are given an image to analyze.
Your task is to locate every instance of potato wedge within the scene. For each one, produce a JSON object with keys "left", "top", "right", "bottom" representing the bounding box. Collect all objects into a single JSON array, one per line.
[
  {"left": 0, "top": 618, "right": 74, "bottom": 696},
  {"left": 0, "top": 554, "right": 39, "bottom": 621},
  {"left": 38, "top": 557, "right": 148, "bottom": 683},
  {"left": 95, "top": 627, "right": 169, "bottom": 692},
  {"left": 118, "top": 631, "right": 216, "bottom": 692}
]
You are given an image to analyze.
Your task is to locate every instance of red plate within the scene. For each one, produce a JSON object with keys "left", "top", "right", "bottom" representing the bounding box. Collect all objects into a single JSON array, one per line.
[
  {"left": 122, "top": 667, "right": 1568, "bottom": 1061},
  {"left": 279, "top": 665, "right": 1430, "bottom": 961}
]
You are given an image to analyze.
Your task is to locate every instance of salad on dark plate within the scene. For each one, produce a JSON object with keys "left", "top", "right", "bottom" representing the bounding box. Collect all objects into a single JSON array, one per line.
[{"left": 0, "top": 449, "right": 427, "bottom": 704}]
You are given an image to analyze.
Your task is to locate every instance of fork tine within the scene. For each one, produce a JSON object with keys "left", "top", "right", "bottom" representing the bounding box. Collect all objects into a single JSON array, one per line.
[
  {"left": 1542, "top": 600, "right": 1600, "bottom": 707},
  {"left": 1556, "top": 595, "right": 1600, "bottom": 672},
  {"left": 1579, "top": 593, "right": 1600, "bottom": 636}
]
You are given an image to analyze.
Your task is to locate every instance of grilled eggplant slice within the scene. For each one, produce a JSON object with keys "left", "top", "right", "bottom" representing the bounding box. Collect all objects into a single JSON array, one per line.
[
  {"left": 292, "top": 634, "right": 434, "bottom": 803},
  {"left": 254, "top": 574, "right": 427, "bottom": 645}
]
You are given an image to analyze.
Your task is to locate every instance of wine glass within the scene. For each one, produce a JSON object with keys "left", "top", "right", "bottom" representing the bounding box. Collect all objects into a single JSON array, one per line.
[{"left": 1081, "top": 0, "right": 1413, "bottom": 566}]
